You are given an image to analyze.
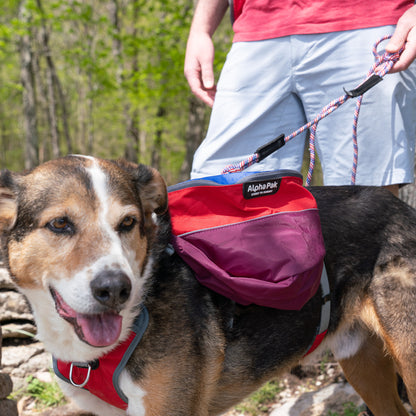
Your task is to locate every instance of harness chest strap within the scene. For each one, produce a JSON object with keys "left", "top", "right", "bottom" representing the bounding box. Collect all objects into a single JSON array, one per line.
[{"left": 53, "top": 307, "right": 149, "bottom": 410}]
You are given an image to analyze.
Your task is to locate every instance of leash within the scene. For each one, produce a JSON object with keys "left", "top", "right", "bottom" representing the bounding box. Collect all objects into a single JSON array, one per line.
[{"left": 222, "top": 36, "right": 403, "bottom": 186}]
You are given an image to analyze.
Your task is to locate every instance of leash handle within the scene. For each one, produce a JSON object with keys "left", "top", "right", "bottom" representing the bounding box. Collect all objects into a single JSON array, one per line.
[{"left": 348, "top": 35, "right": 403, "bottom": 185}]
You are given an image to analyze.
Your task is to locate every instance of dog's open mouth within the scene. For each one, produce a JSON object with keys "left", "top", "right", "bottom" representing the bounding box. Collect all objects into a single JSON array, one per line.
[{"left": 50, "top": 288, "right": 122, "bottom": 347}]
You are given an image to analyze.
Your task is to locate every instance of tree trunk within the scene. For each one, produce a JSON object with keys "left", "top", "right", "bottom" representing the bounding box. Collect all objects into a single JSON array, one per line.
[
  {"left": 151, "top": 105, "right": 166, "bottom": 171},
  {"left": 37, "top": 0, "right": 72, "bottom": 157},
  {"left": 44, "top": 42, "right": 60, "bottom": 158},
  {"left": 125, "top": 0, "right": 140, "bottom": 163},
  {"left": 399, "top": 160, "right": 416, "bottom": 208},
  {"left": 0, "top": 103, "right": 9, "bottom": 168},
  {"left": 87, "top": 71, "right": 94, "bottom": 155},
  {"left": 19, "top": 0, "right": 39, "bottom": 169},
  {"left": 179, "top": 95, "right": 207, "bottom": 181},
  {"left": 109, "top": 0, "right": 139, "bottom": 163}
]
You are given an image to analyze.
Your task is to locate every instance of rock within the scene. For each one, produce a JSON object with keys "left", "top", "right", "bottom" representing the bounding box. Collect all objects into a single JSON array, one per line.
[
  {"left": 2, "top": 323, "right": 37, "bottom": 339},
  {"left": 2, "top": 343, "right": 51, "bottom": 391},
  {"left": 0, "top": 399, "right": 18, "bottom": 416},
  {"left": 0, "top": 267, "right": 35, "bottom": 341},
  {"left": 0, "top": 267, "right": 15, "bottom": 290},
  {"left": 33, "top": 371, "right": 53, "bottom": 384},
  {"left": 36, "top": 403, "right": 95, "bottom": 416},
  {"left": 270, "top": 382, "right": 363, "bottom": 416},
  {"left": 17, "top": 399, "right": 95, "bottom": 416},
  {"left": 0, "top": 372, "right": 13, "bottom": 399},
  {"left": 0, "top": 291, "right": 33, "bottom": 323},
  {"left": 1, "top": 322, "right": 18, "bottom": 416},
  {"left": 1, "top": 343, "right": 45, "bottom": 369}
]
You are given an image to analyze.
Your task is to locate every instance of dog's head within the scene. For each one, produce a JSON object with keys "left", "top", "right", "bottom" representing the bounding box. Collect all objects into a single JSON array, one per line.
[{"left": 0, "top": 156, "right": 167, "bottom": 361}]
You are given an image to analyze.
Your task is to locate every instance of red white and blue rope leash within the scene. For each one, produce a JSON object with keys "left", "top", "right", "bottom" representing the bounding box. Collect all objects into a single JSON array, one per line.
[{"left": 222, "top": 35, "right": 404, "bottom": 186}]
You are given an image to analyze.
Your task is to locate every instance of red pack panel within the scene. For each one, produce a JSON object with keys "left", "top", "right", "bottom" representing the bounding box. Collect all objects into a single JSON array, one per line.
[{"left": 169, "top": 175, "right": 317, "bottom": 235}]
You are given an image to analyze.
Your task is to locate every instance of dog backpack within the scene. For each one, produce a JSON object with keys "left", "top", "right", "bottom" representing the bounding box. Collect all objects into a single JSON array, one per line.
[{"left": 168, "top": 170, "right": 326, "bottom": 310}]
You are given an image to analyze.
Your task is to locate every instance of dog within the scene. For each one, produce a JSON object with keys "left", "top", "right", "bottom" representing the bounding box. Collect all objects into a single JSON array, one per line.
[{"left": 1, "top": 155, "right": 416, "bottom": 416}]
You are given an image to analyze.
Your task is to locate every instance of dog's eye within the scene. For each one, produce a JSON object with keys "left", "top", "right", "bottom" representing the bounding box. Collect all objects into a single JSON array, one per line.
[
  {"left": 46, "top": 217, "right": 74, "bottom": 235},
  {"left": 118, "top": 216, "right": 136, "bottom": 233}
]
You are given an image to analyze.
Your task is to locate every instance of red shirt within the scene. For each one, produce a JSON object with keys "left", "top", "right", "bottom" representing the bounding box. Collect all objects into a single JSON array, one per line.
[{"left": 232, "top": 0, "right": 414, "bottom": 42}]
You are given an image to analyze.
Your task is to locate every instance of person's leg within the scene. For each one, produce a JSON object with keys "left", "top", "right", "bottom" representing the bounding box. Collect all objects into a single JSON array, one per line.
[
  {"left": 191, "top": 38, "right": 307, "bottom": 179},
  {"left": 295, "top": 26, "right": 416, "bottom": 187}
]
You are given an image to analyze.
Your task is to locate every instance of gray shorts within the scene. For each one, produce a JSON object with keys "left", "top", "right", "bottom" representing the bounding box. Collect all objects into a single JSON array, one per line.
[{"left": 191, "top": 26, "right": 416, "bottom": 186}]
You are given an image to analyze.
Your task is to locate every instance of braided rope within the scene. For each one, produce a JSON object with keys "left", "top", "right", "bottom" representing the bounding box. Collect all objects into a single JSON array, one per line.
[
  {"left": 222, "top": 35, "right": 403, "bottom": 185},
  {"left": 349, "top": 35, "right": 402, "bottom": 184}
]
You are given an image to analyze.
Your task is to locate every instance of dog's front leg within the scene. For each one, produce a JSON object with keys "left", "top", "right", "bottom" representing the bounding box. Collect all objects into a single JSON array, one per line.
[
  {"left": 120, "top": 369, "right": 211, "bottom": 416},
  {"left": 120, "top": 372, "right": 147, "bottom": 416}
]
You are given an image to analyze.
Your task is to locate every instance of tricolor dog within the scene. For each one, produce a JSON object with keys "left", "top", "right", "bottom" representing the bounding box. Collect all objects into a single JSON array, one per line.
[{"left": 1, "top": 155, "right": 416, "bottom": 416}]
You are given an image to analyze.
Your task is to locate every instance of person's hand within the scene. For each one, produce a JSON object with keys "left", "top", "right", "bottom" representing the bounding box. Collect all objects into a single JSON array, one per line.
[
  {"left": 386, "top": 5, "right": 416, "bottom": 72},
  {"left": 184, "top": 31, "right": 217, "bottom": 107}
]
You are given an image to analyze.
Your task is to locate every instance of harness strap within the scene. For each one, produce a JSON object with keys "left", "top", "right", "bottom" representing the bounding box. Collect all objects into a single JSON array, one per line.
[{"left": 304, "top": 263, "right": 331, "bottom": 356}]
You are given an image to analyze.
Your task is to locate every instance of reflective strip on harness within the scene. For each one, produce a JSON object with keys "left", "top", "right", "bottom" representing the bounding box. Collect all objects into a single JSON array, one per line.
[{"left": 305, "top": 264, "right": 331, "bottom": 356}]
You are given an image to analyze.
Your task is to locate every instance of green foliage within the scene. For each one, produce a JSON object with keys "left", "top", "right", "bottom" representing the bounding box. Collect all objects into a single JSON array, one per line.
[
  {"left": 0, "top": 0, "right": 233, "bottom": 182},
  {"left": 326, "top": 401, "right": 366, "bottom": 416},
  {"left": 235, "top": 381, "right": 283, "bottom": 415},
  {"left": 9, "top": 374, "right": 66, "bottom": 409},
  {"left": 25, "top": 375, "right": 67, "bottom": 409}
]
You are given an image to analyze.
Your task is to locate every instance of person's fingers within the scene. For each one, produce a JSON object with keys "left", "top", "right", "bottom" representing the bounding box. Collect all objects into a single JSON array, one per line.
[{"left": 386, "top": 5, "right": 416, "bottom": 72}]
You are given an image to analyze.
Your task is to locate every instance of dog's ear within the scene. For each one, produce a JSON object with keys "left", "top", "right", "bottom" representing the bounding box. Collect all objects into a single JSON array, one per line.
[
  {"left": 0, "top": 170, "right": 18, "bottom": 232},
  {"left": 115, "top": 160, "right": 168, "bottom": 216},
  {"left": 136, "top": 165, "right": 168, "bottom": 216}
]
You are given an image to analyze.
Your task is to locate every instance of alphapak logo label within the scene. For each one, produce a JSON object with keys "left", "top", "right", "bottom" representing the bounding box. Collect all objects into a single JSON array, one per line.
[{"left": 243, "top": 179, "right": 281, "bottom": 199}]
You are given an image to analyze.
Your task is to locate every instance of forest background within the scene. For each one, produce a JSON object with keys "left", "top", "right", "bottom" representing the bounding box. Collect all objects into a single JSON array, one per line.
[
  {"left": 3, "top": 0, "right": 415, "bottom": 196},
  {"left": 0, "top": 0, "right": 233, "bottom": 185}
]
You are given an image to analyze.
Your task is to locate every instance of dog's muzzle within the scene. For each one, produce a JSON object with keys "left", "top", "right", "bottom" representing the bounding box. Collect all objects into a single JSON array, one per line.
[{"left": 51, "top": 270, "right": 132, "bottom": 348}]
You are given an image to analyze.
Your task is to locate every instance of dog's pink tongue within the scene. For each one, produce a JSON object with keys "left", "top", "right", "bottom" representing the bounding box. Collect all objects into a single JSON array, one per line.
[{"left": 76, "top": 313, "right": 122, "bottom": 347}]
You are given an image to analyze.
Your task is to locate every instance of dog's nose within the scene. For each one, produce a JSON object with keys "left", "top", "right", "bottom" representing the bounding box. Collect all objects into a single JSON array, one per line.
[{"left": 90, "top": 270, "right": 132, "bottom": 309}]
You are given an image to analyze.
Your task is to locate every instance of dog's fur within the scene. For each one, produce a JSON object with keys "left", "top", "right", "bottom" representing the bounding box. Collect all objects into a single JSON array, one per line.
[{"left": 1, "top": 155, "right": 416, "bottom": 416}]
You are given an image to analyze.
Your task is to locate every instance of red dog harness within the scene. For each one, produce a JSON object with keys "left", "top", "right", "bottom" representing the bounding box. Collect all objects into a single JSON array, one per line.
[{"left": 53, "top": 307, "right": 149, "bottom": 410}]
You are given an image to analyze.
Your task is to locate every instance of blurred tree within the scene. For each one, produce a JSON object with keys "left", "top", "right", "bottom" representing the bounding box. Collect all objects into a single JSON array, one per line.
[{"left": 0, "top": 0, "right": 233, "bottom": 183}]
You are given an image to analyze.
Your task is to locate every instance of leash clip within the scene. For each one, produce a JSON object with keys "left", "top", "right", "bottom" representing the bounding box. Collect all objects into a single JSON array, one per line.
[{"left": 344, "top": 74, "right": 383, "bottom": 98}]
